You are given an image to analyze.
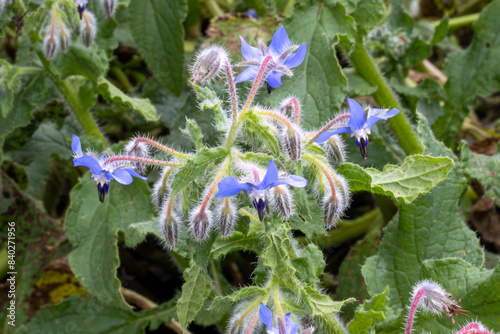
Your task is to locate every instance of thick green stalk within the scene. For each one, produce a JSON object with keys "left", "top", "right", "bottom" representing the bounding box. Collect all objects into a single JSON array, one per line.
[
  {"left": 348, "top": 37, "right": 423, "bottom": 155},
  {"left": 433, "top": 13, "right": 479, "bottom": 30},
  {"left": 36, "top": 51, "right": 108, "bottom": 146}
]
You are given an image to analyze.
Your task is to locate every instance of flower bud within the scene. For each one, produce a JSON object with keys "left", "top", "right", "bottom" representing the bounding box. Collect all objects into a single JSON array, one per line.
[
  {"left": 272, "top": 185, "right": 292, "bottom": 219},
  {"left": 189, "top": 207, "right": 212, "bottom": 241},
  {"left": 217, "top": 198, "right": 237, "bottom": 237},
  {"left": 44, "top": 35, "right": 59, "bottom": 60},
  {"left": 284, "top": 125, "right": 302, "bottom": 162},
  {"left": 279, "top": 97, "right": 300, "bottom": 123},
  {"left": 101, "top": 0, "right": 117, "bottom": 18},
  {"left": 80, "top": 11, "right": 97, "bottom": 48},
  {"left": 124, "top": 138, "right": 150, "bottom": 174},
  {"left": 58, "top": 21, "right": 71, "bottom": 52},
  {"left": 192, "top": 46, "right": 228, "bottom": 84},
  {"left": 159, "top": 204, "right": 179, "bottom": 249},
  {"left": 325, "top": 134, "right": 346, "bottom": 164},
  {"left": 323, "top": 193, "right": 341, "bottom": 229}
]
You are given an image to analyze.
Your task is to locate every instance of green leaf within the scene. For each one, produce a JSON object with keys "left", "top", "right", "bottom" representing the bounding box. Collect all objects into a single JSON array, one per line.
[
  {"left": 169, "top": 147, "right": 228, "bottom": 196},
  {"left": 97, "top": 77, "right": 158, "bottom": 121},
  {"left": 211, "top": 232, "right": 263, "bottom": 261},
  {"left": 0, "top": 60, "right": 22, "bottom": 117},
  {"left": 336, "top": 232, "right": 381, "bottom": 301},
  {"left": 266, "top": 0, "right": 356, "bottom": 128},
  {"left": 183, "top": 118, "right": 204, "bottom": 150},
  {"left": 338, "top": 154, "right": 454, "bottom": 203},
  {"left": 292, "top": 243, "right": 325, "bottom": 285},
  {"left": 65, "top": 175, "right": 155, "bottom": 308},
  {"left": 261, "top": 224, "right": 297, "bottom": 286},
  {"left": 345, "top": 0, "right": 386, "bottom": 37},
  {"left": 432, "top": 15, "right": 449, "bottom": 44},
  {"left": 361, "top": 116, "right": 484, "bottom": 310},
  {"left": 0, "top": 72, "right": 50, "bottom": 162},
  {"left": 177, "top": 263, "right": 214, "bottom": 329},
  {"left": 18, "top": 296, "right": 175, "bottom": 334},
  {"left": 52, "top": 43, "right": 109, "bottom": 81},
  {"left": 345, "top": 70, "right": 377, "bottom": 97},
  {"left": 210, "top": 286, "right": 268, "bottom": 311},
  {"left": 301, "top": 286, "right": 354, "bottom": 316},
  {"left": 129, "top": 0, "right": 188, "bottom": 95},
  {"left": 192, "top": 84, "right": 226, "bottom": 132},
  {"left": 242, "top": 110, "right": 280, "bottom": 156},
  {"left": 460, "top": 142, "right": 500, "bottom": 205},
  {"left": 434, "top": 0, "right": 500, "bottom": 145},
  {"left": 419, "top": 258, "right": 500, "bottom": 331},
  {"left": 348, "top": 287, "right": 389, "bottom": 334}
]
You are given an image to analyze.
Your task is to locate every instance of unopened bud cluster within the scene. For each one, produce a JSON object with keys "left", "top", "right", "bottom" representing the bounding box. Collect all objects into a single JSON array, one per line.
[
  {"left": 191, "top": 45, "right": 229, "bottom": 84},
  {"left": 41, "top": 0, "right": 117, "bottom": 60}
]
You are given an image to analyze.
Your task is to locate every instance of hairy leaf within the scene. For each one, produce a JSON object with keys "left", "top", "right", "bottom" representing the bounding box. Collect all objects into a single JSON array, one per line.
[
  {"left": 434, "top": 0, "right": 500, "bottom": 145},
  {"left": 129, "top": 0, "right": 188, "bottom": 95},
  {"left": 348, "top": 287, "right": 389, "bottom": 334},
  {"left": 65, "top": 175, "right": 155, "bottom": 308},
  {"left": 177, "top": 263, "right": 214, "bottom": 329},
  {"left": 361, "top": 116, "right": 484, "bottom": 310},
  {"left": 97, "top": 77, "right": 158, "bottom": 121}
]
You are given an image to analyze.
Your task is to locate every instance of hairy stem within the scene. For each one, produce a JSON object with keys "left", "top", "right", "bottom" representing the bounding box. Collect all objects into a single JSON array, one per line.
[
  {"left": 225, "top": 59, "right": 239, "bottom": 120},
  {"left": 405, "top": 288, "right": 425, "bottom": 334},
  {"left": 242, "top": 55, "right": 274, "bottom": 112},
  {"left": 433, "top": 13, "right": 479, "bottom": 30},
  {"left": 132, "top": 137, "right": 191, "bottom": 158},
  {"left": 254, "top": 109, "right": 294, "bottom": 129},
  {"left": 305, "top": 113, "right": 350, "bottom": 147},
  {"left": 199, "top": 158, "right": 230, "bottom": 212},
  {"left": 348, "top": 37, "right": 423, "bottom": 155},
  {"left": 104, "top": 155, "right": 183, "bottom": 167}
]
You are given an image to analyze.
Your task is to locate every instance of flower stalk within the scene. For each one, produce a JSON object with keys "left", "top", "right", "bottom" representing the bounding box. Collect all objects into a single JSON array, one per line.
[{"left": 104, "top": 155, "right": 183, "bottom": 167}]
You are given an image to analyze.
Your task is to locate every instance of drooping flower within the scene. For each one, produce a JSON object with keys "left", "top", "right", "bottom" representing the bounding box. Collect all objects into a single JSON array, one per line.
[
  {"left": 259, "top": 303, "right": 314, "bottom": 334},
  {"left": 215, "top": 160, "right": 308, "bottom": 221},
  {"left": 315, "top": 97, "right": 400, "bottom": 159},
  {"left": 72, "top": 135, "right": 147, "bottom": 202},
  {"left": 236, "top": 26, "right": 307, "bottom": 89},
  {"left": 73, "top": 0, "right": 88, "bottom": 20}
]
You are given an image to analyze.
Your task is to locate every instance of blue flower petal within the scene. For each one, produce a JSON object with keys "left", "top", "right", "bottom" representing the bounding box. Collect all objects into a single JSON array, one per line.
[
  {"left": 258, "top": 160, "right": 280, "bottom": 190},
  {"left": 269, "top": 26, "right": 291, "bottom": 55},
  {"left": 259, "top": 303, "right": 274, "bottom": 329},
  {"left": 74, "top": 156, "right": 102, "bottom": 175},
  {"left": 274, "top": 175, "right": 308, "bottom": 188},
  {"left": 314, "top": 127, "right": 352, "bottom": 143},
  {"left": 240, "top": 36, "right": 263, "bottom": 61},
  {"left": 366, "top": 108, "right": 400, "bottom": 128},
  {"left": 347, "top": 97, "right": 367, "bottom": 130},
  {"left": 284, "top": 313, "right": 300, "bottom": 334},
  {"left": 235, "top": 66, "right": 259, "bottom": 83},
  {"left": 283, "top": 43, "right": 307, "bottom": 69},
  {"left": 112, "top": 169, "right": 134, "bottom": 185},
  {"left": 215, "top": 176, "right": 254, "bottom": 198},
  {"left": 71, "top": 135, "right": 83, "bottom": 156},
  {"left": 267, "top": 71, "right": 284, "bottom": 88},
  {"left": 123, "top": 168, "right": 148, "bottom": 181}
]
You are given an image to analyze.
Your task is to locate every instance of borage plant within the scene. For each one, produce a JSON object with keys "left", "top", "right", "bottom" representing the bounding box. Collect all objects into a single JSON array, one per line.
[{"left": 68, "top": 27, "right": 460, "bottom": 333}]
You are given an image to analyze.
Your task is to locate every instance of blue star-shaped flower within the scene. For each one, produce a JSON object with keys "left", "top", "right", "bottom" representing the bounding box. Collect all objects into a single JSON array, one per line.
[
  {"left": 236, "top": 26, "right": 307, "bottom": 89},
  {"left": 214, "top": 160, "right": 308, "bottom": 221},
  {"left": 259, "top": 303, "right": 309, "bottom": 334},
  {"left": 72, "top": 135, "right": 147, "bottom": 202},
  {"left": 314, "top": 97, "right": 400, "bottom": 159},
  {"left": 73, "top": 0, "right": 88, "bottom": 19}
]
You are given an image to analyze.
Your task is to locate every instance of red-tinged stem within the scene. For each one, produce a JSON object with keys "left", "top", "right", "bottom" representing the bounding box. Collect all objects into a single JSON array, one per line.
[
  {"left": 455, "top": 323, "right": 493, "bottom": 334},
  {"left": 305, "top": 113, "right": 351, "bottom": 147},
  {"left": 291, "top": 97, "right": 301, "bottom": 125},
  {"left": 405, "top": 288, "right": 426, "bottom": 334},
  {"left": 254, "top": 109, "right": 293, "bottom": 130},
  {"left": 104, "top": 155, "right": 183, "bottom": 167},
  {"left": 50, "top": 6, "right": 56, "bottom": 39},
  {"left": 245, "top": 312, "right": 260, "bottom": 334},
  {"left": 242, "top": 55, "right": 274, "bottom": 112},
  {"left": 133, "top": 137, "right": 191, "bottom": 158},
  {"left": 225, "top": 59, "right": 239, "bottom": 119},
  {"left": 199, "top": 158, "right": 230, "bottom": 212},
  {"left": 304, "top": 155, "right": 337, "bottom": 198}
]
